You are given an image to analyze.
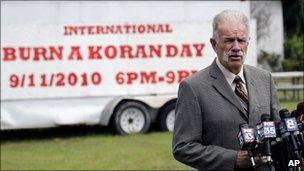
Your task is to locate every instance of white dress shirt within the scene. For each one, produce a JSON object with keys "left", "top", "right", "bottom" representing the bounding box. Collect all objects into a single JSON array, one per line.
[{"left": 216, "top": 57, "right": 248, "bottom": 95}]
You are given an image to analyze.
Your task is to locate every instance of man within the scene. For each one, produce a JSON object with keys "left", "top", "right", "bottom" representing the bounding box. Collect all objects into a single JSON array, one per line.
[{"left": 172, "top": 10, "right": 280, "bottom": 171}]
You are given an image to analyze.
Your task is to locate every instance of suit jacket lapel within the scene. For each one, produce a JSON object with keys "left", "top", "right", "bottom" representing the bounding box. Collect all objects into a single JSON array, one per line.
[
  {"left": 244, "top": 66, "right": 260, "bottom": 125},
  {"left": 209, "top": 60, "right": 248, "bottom": 119}
]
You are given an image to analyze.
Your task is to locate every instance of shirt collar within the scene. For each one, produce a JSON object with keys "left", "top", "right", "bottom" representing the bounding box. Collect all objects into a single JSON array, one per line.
[{"left": 216, "top": 57, "right": 246, "bottom": 86}]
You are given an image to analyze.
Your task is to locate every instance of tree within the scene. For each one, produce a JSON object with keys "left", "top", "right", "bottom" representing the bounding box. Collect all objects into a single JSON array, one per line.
[{"left": 282, "top": 0, "right": 304, "bottom": 71}]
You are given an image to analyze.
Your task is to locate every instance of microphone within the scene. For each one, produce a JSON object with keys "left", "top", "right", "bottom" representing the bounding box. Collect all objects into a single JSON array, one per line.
[
  {"left": 296, "top": 102, "right": 304, "bottom": 114},
  {"left": 256, "top": 113, "right": 276, "bottom": 168},
  {"left": 270, "top": 109, "right": 290, "bottom": 171},
  {"left": 279, "top": 109, "right": 301, "bottom": 160},
  {"left": 291, "top": 102, "right": 304, "bottom": 123},
  {"left": 290, "top": 102, "right": 304, "bottom": 159},
  {"left": 238, "top": 123, "right": 256, "bottom": 167}
]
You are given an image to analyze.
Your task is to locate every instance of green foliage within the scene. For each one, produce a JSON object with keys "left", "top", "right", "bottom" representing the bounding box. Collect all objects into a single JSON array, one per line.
[
  {"left": 282, "top": 0, "right": 304, "bottom": 71},
  {"left": 258, "top": 50, "right": 282, "bottom": 72},
  {"left": 282, "top": 59, "right": 304, "bottom": 71},
  {"left": 282, "top": 34, "right": 304, "bottom": 71},
  {"left": 284, "top": 34, "right": 304, "bottom": 61},
  {"left": 282, "top": 0, "right": 304, "bottom": 37}
]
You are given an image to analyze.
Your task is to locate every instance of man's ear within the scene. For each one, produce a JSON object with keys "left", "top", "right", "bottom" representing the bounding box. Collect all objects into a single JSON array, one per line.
[{"left": 210, "top": 38, "right": 217, "bottom": 50}]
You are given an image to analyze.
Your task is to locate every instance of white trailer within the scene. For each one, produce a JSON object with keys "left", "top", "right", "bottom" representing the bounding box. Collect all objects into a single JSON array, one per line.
[{"left": 1, "top": 1, "right": 257, "bottom": 134}]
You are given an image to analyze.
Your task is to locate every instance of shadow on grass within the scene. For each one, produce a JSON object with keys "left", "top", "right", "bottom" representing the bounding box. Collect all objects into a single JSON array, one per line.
[
  {"left": 0, "top": 123, "right": 163, "bottom": 143},
  {"left": 0, "top": 125, "right": 113, "bottom": 143}
]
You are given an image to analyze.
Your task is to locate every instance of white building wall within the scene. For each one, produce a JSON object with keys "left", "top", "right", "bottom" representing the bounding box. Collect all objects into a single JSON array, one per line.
[
  {"left": 1, "top": 1, "right": 250, "bottom": 24},
  {"left": 250, "top": 1, "right": 284, "bottom": 57}
]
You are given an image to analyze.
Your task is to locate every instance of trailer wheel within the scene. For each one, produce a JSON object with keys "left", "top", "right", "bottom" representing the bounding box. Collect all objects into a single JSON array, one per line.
[
  {"left": 113, "top": 101, "right": 151, "bottom": 135},
  {"left": 159, "top": 103, "right": 175, "bottom": 132}
]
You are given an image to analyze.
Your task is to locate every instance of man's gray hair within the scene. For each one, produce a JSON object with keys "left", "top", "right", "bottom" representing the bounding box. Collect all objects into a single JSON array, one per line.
[{"left": 212, "top": 10, "right": 250, "bottom": 41}]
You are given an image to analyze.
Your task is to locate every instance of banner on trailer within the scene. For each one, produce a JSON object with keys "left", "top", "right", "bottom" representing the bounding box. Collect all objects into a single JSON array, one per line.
[{"left": 1, "top": 21, "right": 257, "bottom": 100}]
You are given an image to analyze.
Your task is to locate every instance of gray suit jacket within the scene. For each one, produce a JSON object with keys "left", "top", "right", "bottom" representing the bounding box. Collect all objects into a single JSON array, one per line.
[{"left": 172, "top": 59, "right": 280, "bottom": 171}]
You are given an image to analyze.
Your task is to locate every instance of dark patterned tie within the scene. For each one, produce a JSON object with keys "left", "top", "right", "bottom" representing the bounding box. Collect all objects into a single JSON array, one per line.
[{"left": 233, "top": 76, "right": 249, "bottom": 112}]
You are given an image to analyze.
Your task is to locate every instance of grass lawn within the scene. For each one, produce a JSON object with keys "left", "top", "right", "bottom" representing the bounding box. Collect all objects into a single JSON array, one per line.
[
  {"left": 280, "top": 100, "right": 302, "bottom": 111},
  {"left": 0, "top": 101, "right": 301, "bottom": 170},
  {"left": 1, "top": 130, "right": 190, "bottom": 170}
]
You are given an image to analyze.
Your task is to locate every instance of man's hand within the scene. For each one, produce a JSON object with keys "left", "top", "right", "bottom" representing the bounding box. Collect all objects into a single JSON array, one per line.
[
  {"left": 235, "top": 150, "right": 267, "bottom": 168},
  {"left": 235, "top": 150, "right": 252, "bottom": 168}
]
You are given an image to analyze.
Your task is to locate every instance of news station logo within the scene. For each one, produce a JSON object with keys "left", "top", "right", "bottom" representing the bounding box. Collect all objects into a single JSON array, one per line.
[
  {"left": 284, "top": 118, "right": 299, "bottom": 132},
  {"left": 238, "top": 127, "right": 255, "bottom": 147}
]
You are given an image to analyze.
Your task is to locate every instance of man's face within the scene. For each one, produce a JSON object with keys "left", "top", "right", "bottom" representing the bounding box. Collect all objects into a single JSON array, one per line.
[{"left": 210, "top": 20, "right": 249, "bottom": 74}]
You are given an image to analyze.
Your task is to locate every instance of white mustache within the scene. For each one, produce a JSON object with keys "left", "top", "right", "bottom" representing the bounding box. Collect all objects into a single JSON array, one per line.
[
  {"left": 227, "top": 51, "right": 243, "bottom": 57},
  {"left": 222, "top": 51, "right": 246, "bottom": 62}
]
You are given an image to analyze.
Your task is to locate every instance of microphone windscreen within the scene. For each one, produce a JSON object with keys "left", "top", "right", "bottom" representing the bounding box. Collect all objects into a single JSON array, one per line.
[
  {"left": 260, "top": 113, "right": 270, "bottom": 121},
  {"left": 297, "top": 102, "right": 304, "bottom": 114},
  {"left": 290, "top": 110, "right": 298, "bottom": 117},
  {"left": 279, "top": 109, "right": 290, "bottom": 119},
  {"left": 239, "top": 123, "right": 248, "bottom": 129}
]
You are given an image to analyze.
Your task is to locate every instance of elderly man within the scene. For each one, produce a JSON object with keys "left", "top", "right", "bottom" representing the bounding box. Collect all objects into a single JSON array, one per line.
[{"left": 172, "top": 10, "right": 280, "bottom": 171}]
